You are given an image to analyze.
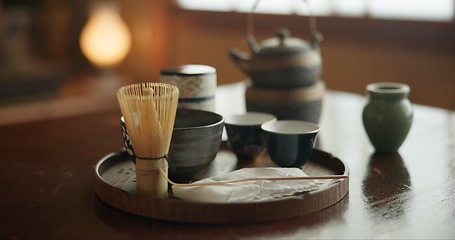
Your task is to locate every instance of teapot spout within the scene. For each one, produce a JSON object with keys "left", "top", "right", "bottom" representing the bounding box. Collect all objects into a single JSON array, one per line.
[
  {"left": 229, "top": 48, "right": 252, "bottom": 75},
  {"left": 245, "top": 34, "right": 259, "bottom": 53}
]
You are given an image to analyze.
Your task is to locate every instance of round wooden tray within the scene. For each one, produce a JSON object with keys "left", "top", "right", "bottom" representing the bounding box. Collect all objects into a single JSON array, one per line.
[{"left": 93, "top": 147, "right": 349, "bottom": 224}]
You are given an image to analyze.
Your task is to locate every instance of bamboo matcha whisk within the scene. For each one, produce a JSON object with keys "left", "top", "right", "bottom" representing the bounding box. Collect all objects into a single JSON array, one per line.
[{"left": 117, "top": 82, "right": 179, "bottom": 198}]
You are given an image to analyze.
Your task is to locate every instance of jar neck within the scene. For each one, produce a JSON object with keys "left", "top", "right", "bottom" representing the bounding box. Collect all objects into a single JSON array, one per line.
[{"left": 366, "top": 82, "right": 410, "bottom": 100}]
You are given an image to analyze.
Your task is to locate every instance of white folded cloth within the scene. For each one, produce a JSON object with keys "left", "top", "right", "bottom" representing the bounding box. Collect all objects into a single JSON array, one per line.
[{"left": 172, "top": 167, "right": 330, "bottom": 203}]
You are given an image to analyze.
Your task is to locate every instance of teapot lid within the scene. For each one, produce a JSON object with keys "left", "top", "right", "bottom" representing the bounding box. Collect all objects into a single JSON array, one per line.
[{"left": 258, "top": 29, "right": 311, "bottom": 56}]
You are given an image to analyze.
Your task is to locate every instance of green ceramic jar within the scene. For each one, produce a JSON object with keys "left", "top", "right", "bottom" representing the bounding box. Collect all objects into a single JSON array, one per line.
[{"left": 362, "top": 82, "right": 413, "bottom": 153}]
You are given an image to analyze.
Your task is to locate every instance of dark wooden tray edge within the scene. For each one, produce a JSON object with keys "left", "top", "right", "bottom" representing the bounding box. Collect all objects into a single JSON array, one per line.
[{"left": 93, "top": 149, "right": 349, "bottom": 224}]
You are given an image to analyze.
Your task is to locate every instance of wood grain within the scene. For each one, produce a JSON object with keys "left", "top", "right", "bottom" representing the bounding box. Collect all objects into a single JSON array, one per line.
[
  {"left": 1, "top": 89, "right": 454, "bottom": 239},
  {"left": 93, "top": 149, "right": 349, "bottom": 224}
]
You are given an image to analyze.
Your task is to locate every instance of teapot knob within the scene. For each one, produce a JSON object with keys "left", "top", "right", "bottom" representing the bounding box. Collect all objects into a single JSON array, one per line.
[{"left": 277, "top": 28, "right": 290, "bottom": 46}]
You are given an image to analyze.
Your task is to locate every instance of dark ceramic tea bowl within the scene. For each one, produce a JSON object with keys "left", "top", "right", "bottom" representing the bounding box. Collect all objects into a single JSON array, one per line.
[
  {"left": 120, "top": 109, "right": 224, "bottom": 181},
  {"left": 169, "top": 109, "right": 224, "bottom": 180}
]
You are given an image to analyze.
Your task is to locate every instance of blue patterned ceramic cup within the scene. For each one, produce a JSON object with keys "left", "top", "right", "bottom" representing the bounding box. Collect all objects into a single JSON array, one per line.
[
  {"left": 225, "top": 112, "right": 276, "bottom": 161},
  {"left": 159, "top": 64, "right": 217, "bottom": 112},
  {"left": 261, "top": 120, "right": 319, "bottom": 167}
]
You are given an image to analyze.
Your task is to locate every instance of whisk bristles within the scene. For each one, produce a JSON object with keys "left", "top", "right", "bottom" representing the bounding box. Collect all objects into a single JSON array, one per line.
[
  {"left": 117, "top": 82, "right": 179, "bottom": 198},
  {"left": 117, "top": 82, "right": 179, "bottom": 159}
]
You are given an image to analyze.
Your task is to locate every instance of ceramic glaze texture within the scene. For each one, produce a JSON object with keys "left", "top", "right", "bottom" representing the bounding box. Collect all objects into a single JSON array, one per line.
[
  {"left": 120, "top": 109, "right": 224, "bottom": 181},
  {"left": 160, "top": 65, "right": 217, "bottom": 112},
  {"left": 261, "top": 120, "right": 319, "bottom": 167},
  {"left": 230, "top": 29, "right": 322, "bottom": 89},
  {"left": 247, "top": 49, "right": 322, "bottom": 89},
  {"left": 362, "top": 82, "right": 413, "bottom": 153},
  {"left": 168, "top": 109, "right": 224, "bottom": 181},
  {"left": 245, "top": 80, "right": 325, "bottom": 123},
  {"left": 231, "top": 28, "right": 325, "bottom": 123},
  {"left": 224, "top": 112, "right": 276, "bottom": 161},
  {"left": 120, "top": 116, "right": 135, "bottom": 162}
]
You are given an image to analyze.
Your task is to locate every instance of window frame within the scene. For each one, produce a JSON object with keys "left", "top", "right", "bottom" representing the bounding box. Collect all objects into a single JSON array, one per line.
[{"left": 170, "top": 5, "right": 455, "bottom": 53}]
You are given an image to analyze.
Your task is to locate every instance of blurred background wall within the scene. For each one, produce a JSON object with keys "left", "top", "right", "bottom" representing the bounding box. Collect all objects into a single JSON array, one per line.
[{"left": 1, "top": 0, "right": 454, "bottom": 110}]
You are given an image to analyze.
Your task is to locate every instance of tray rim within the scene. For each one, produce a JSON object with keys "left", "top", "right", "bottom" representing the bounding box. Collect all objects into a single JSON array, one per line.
[{"left": 93, "top": 149, "right": 349, "bottom": 224}]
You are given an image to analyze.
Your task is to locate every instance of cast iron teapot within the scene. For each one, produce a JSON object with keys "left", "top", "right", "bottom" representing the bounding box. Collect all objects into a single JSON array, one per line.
[{"left": 230, "top": 28, "right": 323, "bottom": 89}]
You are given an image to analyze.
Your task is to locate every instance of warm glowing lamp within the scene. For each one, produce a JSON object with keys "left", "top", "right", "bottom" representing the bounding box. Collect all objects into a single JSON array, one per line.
[{"left": 80, "top": 2, "right": 132, "bottom": 70}]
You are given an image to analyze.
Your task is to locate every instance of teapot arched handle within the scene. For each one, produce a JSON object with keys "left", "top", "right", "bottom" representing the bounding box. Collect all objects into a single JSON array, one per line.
[{"left": 247, "top": 0, "right": 323, "bottom": 48}]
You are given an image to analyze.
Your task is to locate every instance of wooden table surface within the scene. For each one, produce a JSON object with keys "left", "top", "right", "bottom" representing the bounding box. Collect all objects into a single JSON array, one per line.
[{"left": 0, "top": 85, "right": 454, "bottom": 239}]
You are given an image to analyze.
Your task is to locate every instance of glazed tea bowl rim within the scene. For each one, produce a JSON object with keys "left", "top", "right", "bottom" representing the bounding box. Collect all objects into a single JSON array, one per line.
[
  {"left": 366, "top": 82, "right": 410, "bottom": 94},
  {"left": 173, "top": 109, "right": 224, "bottom": 131},
  {"left": 261, "top": 120, "right": 319, "bottom": 135},
  {"left": 120, "top": 110, "right": 224, "bottom": 130},
  {"left": 160, "top": 64, "right": 216, "bottom": 77},
  {"left": 224, "top": 112, "right": 277, "bottom": 127}
]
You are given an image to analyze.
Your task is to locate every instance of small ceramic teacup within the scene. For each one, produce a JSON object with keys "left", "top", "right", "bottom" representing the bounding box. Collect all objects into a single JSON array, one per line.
[
  {"left": 261, "top": 120, "right": 319, "bottom": 167},
  {"left": 224, "top": 112, "right": 276, "bottom": 161}
]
